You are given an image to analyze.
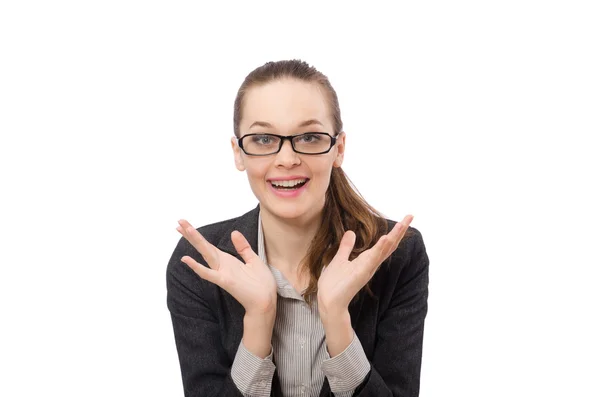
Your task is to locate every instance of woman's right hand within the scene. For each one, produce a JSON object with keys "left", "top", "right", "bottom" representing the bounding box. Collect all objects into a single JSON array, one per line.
[{"left": 176, "top": 219, "right": 278, "bottom": 316}]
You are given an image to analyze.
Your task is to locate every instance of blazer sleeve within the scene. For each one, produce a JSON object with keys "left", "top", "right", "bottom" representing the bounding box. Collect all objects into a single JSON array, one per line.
[
  {"left": 353, "top": 228, "right": 429, "bottom": 397},
  {"left": 166, "top": 236, "right": 245, "bottom": 397}
]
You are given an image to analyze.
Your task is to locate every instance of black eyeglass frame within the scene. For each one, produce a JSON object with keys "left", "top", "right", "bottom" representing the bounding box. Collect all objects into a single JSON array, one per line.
[{"left": 237, "top": 132, "right": 340, "bottom": 156}]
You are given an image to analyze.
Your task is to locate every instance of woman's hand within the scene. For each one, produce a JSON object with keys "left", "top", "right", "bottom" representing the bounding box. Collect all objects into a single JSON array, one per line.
[
  {"left": 176, "top": 219, "right": 278, "bottom": 316},
  {"left": 317, "top": 215, "right": 414, "bottom": 316}
]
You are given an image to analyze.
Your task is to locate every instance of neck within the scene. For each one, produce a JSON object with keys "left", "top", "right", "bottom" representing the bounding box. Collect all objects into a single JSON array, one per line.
[{"left": 260, "top": 204, "right": 322, "bottom": 277}]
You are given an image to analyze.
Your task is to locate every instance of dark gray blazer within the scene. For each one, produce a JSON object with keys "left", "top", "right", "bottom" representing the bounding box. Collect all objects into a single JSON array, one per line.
[{"left": 166, "top": 205, "right": 429, "bottom": 396}]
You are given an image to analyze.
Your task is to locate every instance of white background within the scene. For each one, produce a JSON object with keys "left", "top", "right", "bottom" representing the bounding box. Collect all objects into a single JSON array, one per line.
[{"left": 1, "top": 1, "right": 599, "bottom": 396}]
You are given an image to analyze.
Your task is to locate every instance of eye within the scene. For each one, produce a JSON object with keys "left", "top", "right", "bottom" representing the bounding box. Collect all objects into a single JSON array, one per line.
[
  {"left": 252, "top": 135, "right": 275, "bottom": 145},
  {"left": 300, "top": 133, "right": 322, "bottom": 143}
]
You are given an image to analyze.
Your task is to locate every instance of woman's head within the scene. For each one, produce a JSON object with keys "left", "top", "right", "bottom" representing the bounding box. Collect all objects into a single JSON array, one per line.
[
  {"left": 231, "top": 59, "right": 389, "bottom": 302},
  {"left": 231, "top": 60, "right": 345, "bottom": 221}
]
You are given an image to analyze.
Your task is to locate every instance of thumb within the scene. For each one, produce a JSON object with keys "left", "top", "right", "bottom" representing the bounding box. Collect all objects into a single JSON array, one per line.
[
  {"left": 333, "top": 230, "right": 356, "bottom": 263},
  {"left": 231, "top": 230, "right": 259, "bottom": 264}
]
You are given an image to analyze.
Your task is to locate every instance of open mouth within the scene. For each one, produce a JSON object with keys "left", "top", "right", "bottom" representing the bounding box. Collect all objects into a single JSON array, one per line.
[{"left": 269, "top": 178, "right": 309, "bottom": 190}]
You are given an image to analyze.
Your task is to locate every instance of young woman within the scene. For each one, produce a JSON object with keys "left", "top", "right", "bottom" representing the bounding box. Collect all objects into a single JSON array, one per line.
[{"left": 166, "top": 60, "right": 429, "bottom": 397}]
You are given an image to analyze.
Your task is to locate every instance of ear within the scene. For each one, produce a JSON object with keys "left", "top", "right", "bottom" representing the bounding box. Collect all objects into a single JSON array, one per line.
[
  {"left": 333, "top": 131, "right": 346, "bottom": 168},
  {"left": 231, "top": 137, "right": 246, "bottom": 171}
]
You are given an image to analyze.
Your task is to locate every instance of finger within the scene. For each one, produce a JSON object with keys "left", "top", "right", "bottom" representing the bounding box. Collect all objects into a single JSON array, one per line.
[
  {"left": 181, "top": 255, "right": 221, "bottom": 285},
  {"left": 381, "top": 215, "right": 414, "bottom": 260},
  {"left": 333, "top": 230, "right": 356, "bottom": 262},
  {"left": 367, "top": 226, "right": 399, "bottom": 267},
  {"left": 391, "top": 215, "right": 413, "bottom": 246},
  {"left": 177, "top": 219, "right": 194, "bottom": 238},
  {"left": 231, "top": 230, "right": 259, "bottom": 264},
  {"left": 350, "top": 234, "right": 386, "bottom": 279},
  {"left": 180, "top": 225, "right": 220, "bottom": 270},
  {"left": 370, "top": 234, "right": 391, "bottom": 265}
]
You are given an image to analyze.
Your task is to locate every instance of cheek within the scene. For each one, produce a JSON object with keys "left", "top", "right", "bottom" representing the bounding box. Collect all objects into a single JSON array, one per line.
[
  {"left": 311, "top": 160, "right": 335, "bottom": 184},
  {"left": 245, "top": 162, "right": 270, "bottom": 182}
]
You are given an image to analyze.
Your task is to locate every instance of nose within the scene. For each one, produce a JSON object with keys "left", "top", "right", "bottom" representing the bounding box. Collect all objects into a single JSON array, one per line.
[{"left": 274, "top": 139, "right": 301, "bottom": 167}]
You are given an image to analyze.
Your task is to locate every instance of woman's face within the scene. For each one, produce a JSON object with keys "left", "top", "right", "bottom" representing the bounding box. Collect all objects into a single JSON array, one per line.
[{"left": 232, "top": 78, "right": 345, "bottom": 222}]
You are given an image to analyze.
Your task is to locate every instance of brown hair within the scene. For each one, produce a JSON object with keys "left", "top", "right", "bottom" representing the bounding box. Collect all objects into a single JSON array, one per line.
[{"left": 233, "top": 59, "right": 392, "bottom": 303}]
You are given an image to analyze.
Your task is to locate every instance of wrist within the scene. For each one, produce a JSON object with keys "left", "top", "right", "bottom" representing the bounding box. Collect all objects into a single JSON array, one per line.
[
  {"left": 245, "top": 290, "right": 278, "bottom": 317},
  {"left": 317, "top": 294, "right": 349, "bottom": 321},
  {"left": 319, "top": 308, "right": 351, "bottom": 328},
  {"left": 320, "top": 310, "right": 354, "bottom": 358},
  {"left": 242, "top": 311, "right": 276, "bottom": 359},
  {"left": 244, "top": 308, "right": 276, "bottom": 325}
]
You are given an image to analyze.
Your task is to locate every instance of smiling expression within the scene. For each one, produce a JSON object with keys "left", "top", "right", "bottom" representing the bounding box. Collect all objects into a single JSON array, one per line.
[{"left": 231, "top": 78, "right": 346, "bottom": 221}]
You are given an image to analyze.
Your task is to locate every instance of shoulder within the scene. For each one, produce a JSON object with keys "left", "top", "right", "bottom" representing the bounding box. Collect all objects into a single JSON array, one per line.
[
  {"left": 194, "top": 215, "right": 240, "bottom": 245},
  {"left": 169, "top": 205, "right": 255, "bottom": 259}
]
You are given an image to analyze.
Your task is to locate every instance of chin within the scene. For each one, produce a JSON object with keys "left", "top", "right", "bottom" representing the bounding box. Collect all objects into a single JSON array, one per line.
[
  {"left": 261, "top": 195, "right": 325, "bottom": 222},
  {"left": 266, "top": 201, "right": 310, "bottom": 220}
]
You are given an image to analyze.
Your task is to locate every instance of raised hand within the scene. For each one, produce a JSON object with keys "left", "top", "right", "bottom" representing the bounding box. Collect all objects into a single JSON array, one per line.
[
  {"left": 317, "top": 215, "right": 414, "bottom": 315},
  {"left": 176, "top": 219, "right": 278, "bottom": 316}
]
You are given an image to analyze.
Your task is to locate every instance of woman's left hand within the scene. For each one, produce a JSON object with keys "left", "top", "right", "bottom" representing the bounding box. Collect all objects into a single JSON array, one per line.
[{"left": 317, "top": 215, "right": 414, "bottom": 316}]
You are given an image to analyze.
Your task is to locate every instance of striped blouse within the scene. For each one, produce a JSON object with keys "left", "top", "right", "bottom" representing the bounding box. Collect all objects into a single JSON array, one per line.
[{"left": 230, "top": 213, "right": 371, "bottom": 397}]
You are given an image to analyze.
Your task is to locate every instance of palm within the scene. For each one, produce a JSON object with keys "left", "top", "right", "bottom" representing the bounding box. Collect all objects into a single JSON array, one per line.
[
  {"left": 318, "top": 248, "right": 378, "bottom": 307},
  {"left": 212, "top": 249, "right": 277, "bottom": 310},
  {"left": 177, "top": 219, "right": 277, "bottom": 315},
  {"left": 317, "top": 215, "right": 414, "bottom": 312}
]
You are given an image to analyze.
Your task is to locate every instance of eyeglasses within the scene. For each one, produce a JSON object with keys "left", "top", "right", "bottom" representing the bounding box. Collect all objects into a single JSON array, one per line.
[{"left": 237, "top": 132, "right": 339, "bottom": 156}]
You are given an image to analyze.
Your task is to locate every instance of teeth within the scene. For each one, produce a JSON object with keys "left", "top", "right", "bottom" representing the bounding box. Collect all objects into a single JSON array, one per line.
[{"left": 271, "top": 178, "right": 307, "bottom": 187}]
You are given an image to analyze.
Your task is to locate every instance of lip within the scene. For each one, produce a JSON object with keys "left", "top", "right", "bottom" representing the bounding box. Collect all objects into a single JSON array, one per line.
[
  {"left": 267, "top": 175, "right": 310, "bottom": 182},
  {"left": 267, "top": 179, "right": 309, "bottom": 198}
]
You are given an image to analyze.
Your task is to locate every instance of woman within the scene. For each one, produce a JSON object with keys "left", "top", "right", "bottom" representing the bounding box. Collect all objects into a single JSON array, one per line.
[{"left": 166, "top": 59, "right": 429, "bottom": 397}]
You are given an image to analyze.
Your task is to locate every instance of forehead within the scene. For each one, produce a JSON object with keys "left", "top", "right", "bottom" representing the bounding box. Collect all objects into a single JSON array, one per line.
[{"left": 241, "top": 78, "right": 332, "bottom": 132}]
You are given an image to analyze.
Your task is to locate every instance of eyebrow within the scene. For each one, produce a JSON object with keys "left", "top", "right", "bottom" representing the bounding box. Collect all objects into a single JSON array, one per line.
[{"left": 248, "top": 119, "right": 324, "bottom": 129}]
